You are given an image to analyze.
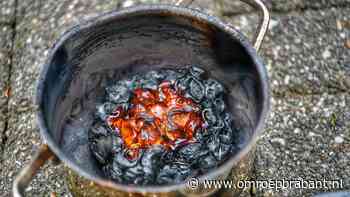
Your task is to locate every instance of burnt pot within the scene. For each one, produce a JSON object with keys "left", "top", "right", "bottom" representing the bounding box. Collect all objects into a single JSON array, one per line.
[{"left": 13, "top": 0, "right": 270, "bottom": 196}]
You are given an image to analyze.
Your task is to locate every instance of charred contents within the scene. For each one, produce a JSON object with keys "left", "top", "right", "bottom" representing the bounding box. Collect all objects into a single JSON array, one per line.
[{"left": 89, "top": 66, "right": 238, "bottom": 185}]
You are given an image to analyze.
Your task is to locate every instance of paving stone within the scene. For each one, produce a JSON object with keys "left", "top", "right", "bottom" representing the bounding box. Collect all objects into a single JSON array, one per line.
[
  {"left": 179, "top": 0, "right": 217, "bottom": 15},
  {"left": 274, "top": 0, "right": 350, "bottom": 12},
  {"left": 138, "top": 0, "right": 246, "bottom": 16},
  {"left": 216, "top": 0, "right": 350, "bottom": 15},
  {"left": 263, "top": 8, "right": 350, "bottom": 95},
  {"left": 0, "top": 0, "right": 120, "bottom": 196},
  {"left": 0, "top": 24, "right": 12, "bottom": 154},
  {"left": 118, "top": 0, "right": 217, "bottom": 15},
  {"left": 0, "top": 25, "right": 12, "bottom": 193},
  {"left": 254, "top": 93, "right": 350, "bottom": 196},
  {"left": 210, "top": 0, "right": 349, "bottom": 16},
  {"left": 214, "top": 0, "right": 263, "bottom": 16},
  {"left": 0, "top": 112, "right": 71, "bottom": 196},
  {"left": 225, "top": 8, "right": 350, "bottom": 95},
  {"left": 0, "top": 25, "right": 12, "bottom": 107},
  {"left": 268, "top": 0, "right": 303, "bottom": 12},
  {"left": 0, "top": 0, "right": 15, "bottom": 23}
]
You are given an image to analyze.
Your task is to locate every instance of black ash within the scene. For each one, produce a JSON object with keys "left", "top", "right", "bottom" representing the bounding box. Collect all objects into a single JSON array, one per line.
[{"left": 88, "top": 66, "right": 238, "bottom": 185}]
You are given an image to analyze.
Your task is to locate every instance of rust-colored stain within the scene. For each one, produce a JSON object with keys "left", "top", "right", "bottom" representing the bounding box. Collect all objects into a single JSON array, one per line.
[
  {"left": 4, "top": 87, "right": 11, "bottom": 98},
  {"left": 338, "top": 20, "right": 350, "bottom": 29},
  {"left": 108, "top": 81, "right": 203, "bottom": 159},
  {"left": 345, "top": 39, "right": 350, "bottom": 49}
]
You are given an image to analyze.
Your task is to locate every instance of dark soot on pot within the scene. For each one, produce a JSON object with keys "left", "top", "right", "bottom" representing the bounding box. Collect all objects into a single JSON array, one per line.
[{"left": 88, "top": 66, "right": 238, "bottom": 185}]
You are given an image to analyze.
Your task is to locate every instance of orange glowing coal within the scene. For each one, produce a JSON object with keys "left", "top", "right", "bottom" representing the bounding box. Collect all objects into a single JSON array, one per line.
[{"left": 107, "top": 81, "right": 204, "bottom": 159}]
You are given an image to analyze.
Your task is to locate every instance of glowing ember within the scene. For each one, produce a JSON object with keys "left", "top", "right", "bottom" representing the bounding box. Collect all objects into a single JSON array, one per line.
[{"left": 108, "top": 81, "right": 204, "bottom": 159}]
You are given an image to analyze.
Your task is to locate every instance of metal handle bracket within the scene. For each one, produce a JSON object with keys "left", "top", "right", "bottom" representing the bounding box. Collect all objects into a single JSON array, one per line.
[
  {"left": 175, "top": 0, "right": 270, "bottom": 52},
  {"left": 13, "top": 144, "right": 57, "bottom": 197}
]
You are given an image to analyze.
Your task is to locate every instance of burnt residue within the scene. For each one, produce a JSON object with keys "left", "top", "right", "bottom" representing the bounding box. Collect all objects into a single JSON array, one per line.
[{"left": 88, "top": 67, "right": 239, "bottom": 185}]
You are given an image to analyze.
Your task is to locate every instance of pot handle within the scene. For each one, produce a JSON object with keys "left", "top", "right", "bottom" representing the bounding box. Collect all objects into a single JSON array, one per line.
[
  {"left": 13, "top": 144, "right": 58, "bottom": 197},
  {"left": 175, "top": 0, "right": 270, "bottom": 52}
]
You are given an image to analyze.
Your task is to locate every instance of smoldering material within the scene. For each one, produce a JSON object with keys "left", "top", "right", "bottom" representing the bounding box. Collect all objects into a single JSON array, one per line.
[{"left": 88, "top": 66, "right": 238, "bottom": 185}]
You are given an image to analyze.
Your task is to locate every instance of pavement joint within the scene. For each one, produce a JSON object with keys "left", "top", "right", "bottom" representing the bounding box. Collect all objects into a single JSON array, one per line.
[
  {"left": 0, "top": 21, "right": 14, "bottom": 26},
  {"left": 272, "top": 89, "right": 349, "bottom": 99},
  {"left": 0, "top": 0, "right": 18, "bottom": 157}
]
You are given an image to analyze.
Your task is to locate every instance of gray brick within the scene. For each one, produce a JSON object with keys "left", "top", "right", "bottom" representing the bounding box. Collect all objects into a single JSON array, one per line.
[
  {"left": 225, "top": 8, "right": 350, "bottom": 95},
  {"left": 254, "top": 93, "right": 350, "bottom": 196}
]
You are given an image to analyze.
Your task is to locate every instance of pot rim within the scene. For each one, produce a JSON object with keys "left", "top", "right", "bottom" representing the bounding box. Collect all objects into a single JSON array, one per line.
[{"left": 36, "top": 4, "right": 270, "bottom": 193}]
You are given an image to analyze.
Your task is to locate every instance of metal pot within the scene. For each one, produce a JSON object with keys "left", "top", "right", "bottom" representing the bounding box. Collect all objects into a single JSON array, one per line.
[{"left": 13, "top": 0, "right": 270, "bottom": 196}]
